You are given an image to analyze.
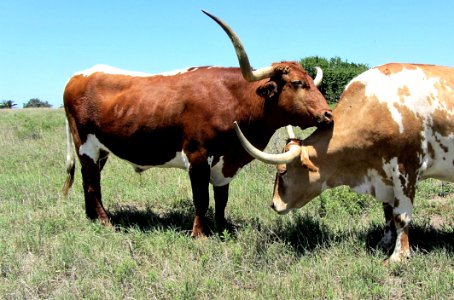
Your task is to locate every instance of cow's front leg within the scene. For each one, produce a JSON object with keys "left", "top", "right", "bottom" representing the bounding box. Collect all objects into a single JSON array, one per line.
[
  {"left": 189, "top": 161, "right": 211, "bottom": 237},
  {"left": 213, "top": 184, "right": 229, "bottom": 232},
  {"left": 387, "top": 197, "right": 413, "bottom": 263},
  {"left": 378, "top": 202, "right": 396, "bottom": 251}
]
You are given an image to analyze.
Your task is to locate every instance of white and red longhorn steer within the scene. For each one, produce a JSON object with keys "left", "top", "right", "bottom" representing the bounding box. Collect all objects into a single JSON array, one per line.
[
  {"left": 234, "top": 63, "right": 454, "bottom": 262},
  {"left": 62, "top": 11, "right": 332, "bottom": 237}
]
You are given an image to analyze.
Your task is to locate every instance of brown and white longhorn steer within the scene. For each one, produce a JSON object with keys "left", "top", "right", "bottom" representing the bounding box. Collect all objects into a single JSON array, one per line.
[
  {"left": 234, "top": 63, "right": 454, "bottom": 262},
  {"left": 62, "top": 11, "right": 332, "bottom": 237}
]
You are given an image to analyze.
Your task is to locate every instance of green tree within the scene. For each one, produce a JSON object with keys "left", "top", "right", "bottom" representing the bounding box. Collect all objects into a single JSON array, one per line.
[
  {"left": 0, "top": 100, "right": 17, "bottom": 109},
  {"left": 23, "top": 98, "right": 52, "bottom": 108},
  {"left": 301, "top": 56, "right": 369, "bottom": 103}
]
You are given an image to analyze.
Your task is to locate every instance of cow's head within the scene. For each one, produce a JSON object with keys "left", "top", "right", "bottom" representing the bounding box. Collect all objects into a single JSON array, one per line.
[
  {"left": 203, "top": 10, "right": 332, "bottom": 127},
  {"left": 262, "top": 62, "right": 332, "bottom": 128},
  {"left": 233, "top": 122, "right": 324, "bottom": 214}
]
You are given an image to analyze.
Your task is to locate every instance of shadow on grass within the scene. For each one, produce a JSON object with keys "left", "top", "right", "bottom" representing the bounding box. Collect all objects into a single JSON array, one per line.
[
  {"left": 108, "top": 203, "right": 453, "bottom": 257},
  {"left": 266, "top": 214, "right": 454, "bottom": 257},
  {"left": 108, "top": 200, "right": 195, "bottom": 235},
  {"left": 107, "top": 199, "right": 239, "bottom": 236},
  {"left": 364, "top": 223, "right": 454, "bottom": 255},
  {"left": 266, "top": 214, "right": 344, "bottom": 255}
]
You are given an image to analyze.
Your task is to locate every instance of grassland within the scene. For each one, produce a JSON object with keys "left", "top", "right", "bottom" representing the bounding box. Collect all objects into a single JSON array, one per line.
[{"left": 0, "top": 108, "right": 453, "bottom": 299}]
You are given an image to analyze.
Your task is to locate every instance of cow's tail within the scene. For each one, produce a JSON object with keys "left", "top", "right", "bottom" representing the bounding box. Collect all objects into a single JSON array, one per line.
[{"left": 62, "top": 117, "right": 76, "bottom": 196}]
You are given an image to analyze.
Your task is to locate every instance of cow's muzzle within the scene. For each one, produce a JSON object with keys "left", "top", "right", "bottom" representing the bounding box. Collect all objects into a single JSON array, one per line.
[
  {"left": 317, "top": 110, "right": 333, "bottom": 124},
  {"left": 270, "top": 202, "right": 290, "bottom": 215}
]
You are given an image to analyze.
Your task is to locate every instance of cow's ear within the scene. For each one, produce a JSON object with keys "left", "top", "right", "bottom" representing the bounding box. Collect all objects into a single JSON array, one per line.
[
  {"left": 256, "top": 81, "right": 278, "bottom": 99},
  {"left": 300, "top": 147, "right": 319, "bottom": 172}
]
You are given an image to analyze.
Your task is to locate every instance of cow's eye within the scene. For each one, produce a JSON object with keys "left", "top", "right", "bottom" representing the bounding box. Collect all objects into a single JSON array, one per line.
[{"left": 291, "top": 80, "right": 308, "bottom": 89}]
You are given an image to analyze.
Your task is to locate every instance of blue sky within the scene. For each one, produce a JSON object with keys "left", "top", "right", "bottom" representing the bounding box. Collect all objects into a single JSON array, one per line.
[{"left": 1, "top": 1, "right": 453, "bottom": 108}]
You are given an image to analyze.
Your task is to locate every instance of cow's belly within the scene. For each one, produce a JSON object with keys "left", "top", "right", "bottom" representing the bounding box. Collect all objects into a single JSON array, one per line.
[
  {"left": 133, "top": 154, "right": 236, "bottom": 186},
  {"left": 420, "top": 134, "right": 454, "bottom": 181},
  {"left": 420, "top": 163, "right": 454, "bottom": 182},
  {"left": 132, "top": 152, "right": 190, "bottom": 171},
  {"left": 79, "top": 134, "right": 236, "bottom": 186}
]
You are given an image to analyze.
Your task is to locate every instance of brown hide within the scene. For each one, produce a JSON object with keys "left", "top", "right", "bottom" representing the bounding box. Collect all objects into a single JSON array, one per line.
[{"left": 65, "top": 64, "right": 330, "bottom": 172}]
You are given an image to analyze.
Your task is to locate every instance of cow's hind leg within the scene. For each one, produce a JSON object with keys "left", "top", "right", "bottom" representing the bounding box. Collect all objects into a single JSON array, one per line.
[
  {"left": 189, "top": 161, "right": 211, "bottom": 237},
  {"left": 213, "top": 184, "right": 229, "bottom": 233},
  {"left": 79, "top": 154, "right": 110, "bottom": 225}
]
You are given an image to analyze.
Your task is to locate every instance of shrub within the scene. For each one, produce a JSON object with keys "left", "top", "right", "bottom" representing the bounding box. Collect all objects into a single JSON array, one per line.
[
  {"left": 23, "top": 98, "right": 52, "bottom": 108},
  {"left": 301, "top": 56, "right": 369, "bottom": 103}
]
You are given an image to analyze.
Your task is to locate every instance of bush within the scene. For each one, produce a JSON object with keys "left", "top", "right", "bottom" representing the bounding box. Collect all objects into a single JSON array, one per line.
[
  {"left": 301, "top": 56, "right": 369, "bottom": 103},
  {"left": 23, "top": 98, "right": 52, "bottom": 108}
]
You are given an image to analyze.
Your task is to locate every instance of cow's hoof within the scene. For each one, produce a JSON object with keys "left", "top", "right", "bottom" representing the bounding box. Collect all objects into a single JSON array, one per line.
[
  {"left": 383, "top": 252, "right": 411, "bottom": 265},
  {"left": 191, "top": 224, "right": 205, "bottom": 238}
]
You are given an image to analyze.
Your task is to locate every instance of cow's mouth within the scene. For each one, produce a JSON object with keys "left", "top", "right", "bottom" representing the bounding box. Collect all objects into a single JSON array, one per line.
[{"left": 270, "top": 202, "right": 290, "bottom": 215}]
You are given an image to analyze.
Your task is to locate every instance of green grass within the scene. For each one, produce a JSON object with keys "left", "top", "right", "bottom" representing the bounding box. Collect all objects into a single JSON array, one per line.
[{"left": 0, "top": 108, "right": 453, "bottom": 299}]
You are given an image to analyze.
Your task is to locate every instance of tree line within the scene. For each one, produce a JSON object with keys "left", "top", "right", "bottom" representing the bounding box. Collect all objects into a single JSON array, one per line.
[
  {"left": 0, "top": 98, "right": 52, "bottom": 109},
  {"left": 0, "top": 56, "right": 369, "bottom": 109}
]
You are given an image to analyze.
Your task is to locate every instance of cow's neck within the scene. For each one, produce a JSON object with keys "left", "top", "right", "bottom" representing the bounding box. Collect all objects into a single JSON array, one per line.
[{"left": 306, "top": 124, "right": 369, "bottom": 192}]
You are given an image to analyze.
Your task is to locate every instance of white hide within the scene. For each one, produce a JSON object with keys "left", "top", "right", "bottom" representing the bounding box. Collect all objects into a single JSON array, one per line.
[
  {"left": 351, "top": 66, "right": 442, "bottom": 133},
  {"left": 75, "top": 64, "right": 199, "bottom": 78},
  {"left": 209, "top": 156, "right": 236, "bottom": 186},
  {"left": 78, "top": 134, "right": 109, "bottom": 162}
]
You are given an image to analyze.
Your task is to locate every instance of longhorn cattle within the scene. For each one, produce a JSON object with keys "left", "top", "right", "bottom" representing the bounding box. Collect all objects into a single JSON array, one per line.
[
  {"left": 62, "top": 11, "right": 332, "bottom": 237},
  {"left": 234, "top": 63, "right": 454, "bottom": 262}
]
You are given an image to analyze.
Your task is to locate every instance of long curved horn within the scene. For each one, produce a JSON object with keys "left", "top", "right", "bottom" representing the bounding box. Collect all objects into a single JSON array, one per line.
[
  {"left": 202, "top": 10, "right": 274, "bottom": 82},
  {"left": 233, "top": 122, "right": 301, "bottom": 164},
  {"left": 313, "top": 66, "right": 323, "bottom": 87}
]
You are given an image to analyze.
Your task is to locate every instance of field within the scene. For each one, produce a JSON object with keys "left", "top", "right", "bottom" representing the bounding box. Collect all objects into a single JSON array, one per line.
[{"left": 0, "top": 108, "right": 453, "bottom": 299}]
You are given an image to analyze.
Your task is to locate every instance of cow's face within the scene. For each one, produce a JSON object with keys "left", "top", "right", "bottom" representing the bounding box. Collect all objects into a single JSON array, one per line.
[
  {"left": 232, "top": 122, "right": 326, "bottom": 214},
  {"left": 258, "top": 62, "right": 332, "bottom": 129},
  {"left": 270, "top": 143, "right": 322, "bottom": 214}
]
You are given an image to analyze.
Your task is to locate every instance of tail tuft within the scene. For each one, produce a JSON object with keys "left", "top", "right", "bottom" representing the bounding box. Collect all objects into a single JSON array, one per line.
[
  {"left": 62, "top": 117, "right": 76, "bottom": 196},
  {"left": 62, "top": 163, "right": 75, "bottom": 196}
]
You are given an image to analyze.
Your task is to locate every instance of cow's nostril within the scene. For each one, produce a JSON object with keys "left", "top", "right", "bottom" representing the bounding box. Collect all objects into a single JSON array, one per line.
[
  {"left": 324, "top": 110, "right": 333, "bottom": 121},
  {"left": 270, "top": 203, "right": 275, "bottom": 210}
]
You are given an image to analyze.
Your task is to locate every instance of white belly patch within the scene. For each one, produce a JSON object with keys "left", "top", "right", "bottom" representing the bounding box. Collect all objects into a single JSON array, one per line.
[
  {"left": 78, "top": 134, "right": 237, "bottom": 186},
  {"left": 132, "top": 152, "right": 191, "bottom": 172}
]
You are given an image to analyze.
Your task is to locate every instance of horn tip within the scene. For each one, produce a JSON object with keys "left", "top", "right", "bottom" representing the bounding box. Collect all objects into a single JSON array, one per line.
[
  {"left": 233, "top": 121, "right": 240, "bottom": 132},
  {"left": 201, "top": 10, "right": 214, "bottom": 19}
]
